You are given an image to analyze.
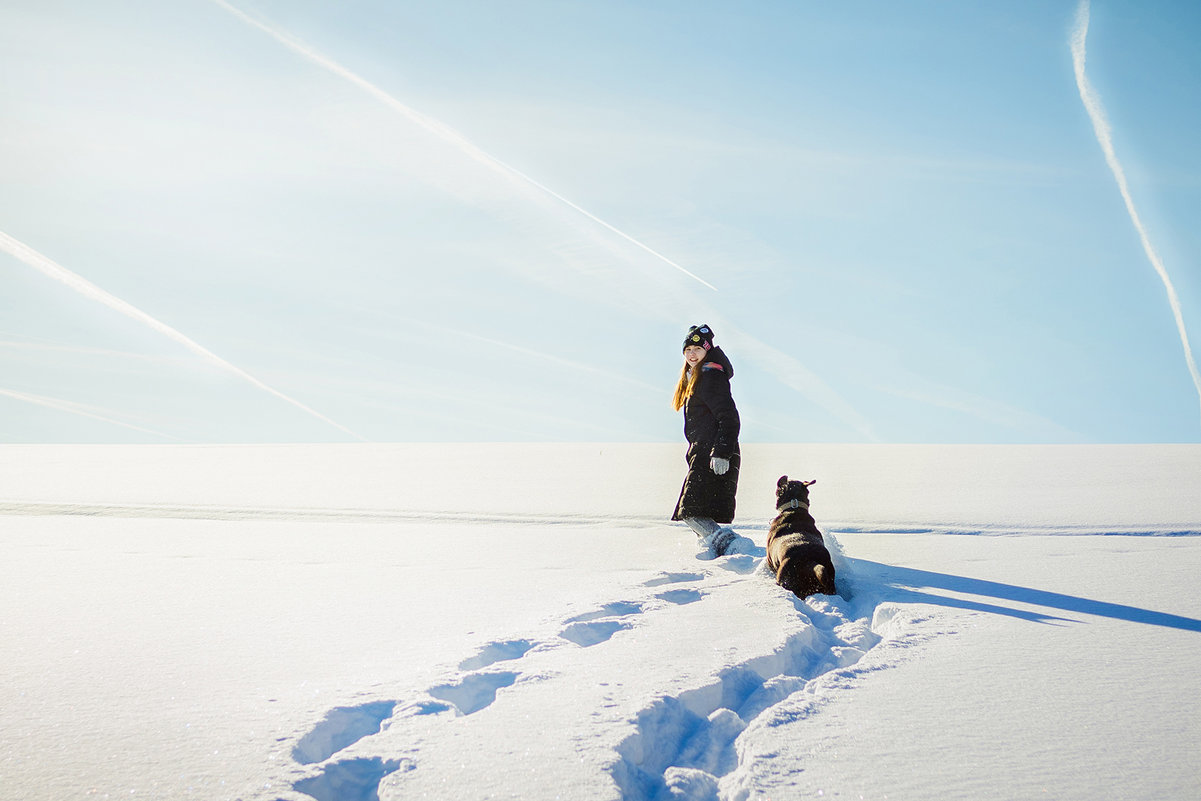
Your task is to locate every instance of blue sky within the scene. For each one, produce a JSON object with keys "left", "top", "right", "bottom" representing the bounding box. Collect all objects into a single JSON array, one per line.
[{"left": 2, "top": 0, "right": 1199, "bottom": 443}]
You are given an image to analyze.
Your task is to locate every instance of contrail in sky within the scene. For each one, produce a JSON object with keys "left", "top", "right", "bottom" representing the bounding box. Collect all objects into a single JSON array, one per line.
[
  {"left": 1071, "top": 0, "right": 1201, "bottom": 427},
  {"left": 0, "top": 387, "right": 173, "bottom": 439},
  {"left": 210, "top": 0, "right": 718, "bottom": 293},
  {"left": 717, "top": 320, "right": 877, "bottom": 440},
  {"left": 0, "top": 231, "right": 365, "bottom": 440}
]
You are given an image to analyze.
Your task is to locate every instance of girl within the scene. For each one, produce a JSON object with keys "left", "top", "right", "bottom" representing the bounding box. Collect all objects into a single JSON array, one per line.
[{"left": 671, "top": 324, "right": 743, "bottom": 556}]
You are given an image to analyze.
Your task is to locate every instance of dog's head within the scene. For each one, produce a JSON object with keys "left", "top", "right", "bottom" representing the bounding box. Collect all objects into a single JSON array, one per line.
[{"left": 776, "top": 475, "right": 816, "bottom": 510}]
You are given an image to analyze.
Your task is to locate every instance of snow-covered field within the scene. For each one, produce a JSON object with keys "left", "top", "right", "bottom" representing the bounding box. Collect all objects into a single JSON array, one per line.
[{"left": 2, "top": 443, "right": 1199, "bottom": 801}]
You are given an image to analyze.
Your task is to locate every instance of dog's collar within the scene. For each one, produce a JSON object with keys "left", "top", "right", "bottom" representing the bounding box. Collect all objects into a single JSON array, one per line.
[{"left": 777, "top": 499, "right": 810, "bottom": 511}]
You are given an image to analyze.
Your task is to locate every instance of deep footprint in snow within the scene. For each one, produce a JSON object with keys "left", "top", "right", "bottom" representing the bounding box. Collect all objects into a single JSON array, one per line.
[
  {"left": 560, "top": 575, "right": 712, "bottom": 647},
  {"left": 292, "top": 700, "right": 397, "bottom": 765},
  {"left": 560, "top": 619, "right": 634, "bottom": 647},
  {"left": 656, "top": 588, "right": 704, "bottom": 605},
  {"left": 428, "top": 671, "right": 519, "bottom": 715},
  {"left": 560, "top": 600, "right": 646, "bottom": 647},
  {"left": 458, "top": 639, "right": 537, "bottom": 670},
  {"left": 293, "top": 756, "right": 411, "bottom": 801},
  {"left": 644, "top": 572, "right": 704, "bottom": 587},
  {"left": 564, "top": 601, "right": 643, "bottom": 624}
]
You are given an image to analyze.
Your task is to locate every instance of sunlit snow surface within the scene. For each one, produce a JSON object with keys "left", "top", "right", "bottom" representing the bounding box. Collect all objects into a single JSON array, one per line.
[{"left": 2, "top": 444, "right": 1199, "bottom": 800}]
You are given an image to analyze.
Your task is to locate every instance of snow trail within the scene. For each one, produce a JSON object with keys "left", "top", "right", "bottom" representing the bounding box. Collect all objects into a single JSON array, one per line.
[
  {"left": 292, "top": 757, "right": 409, "bottom": 801},
  {"left": 610, "top": 581, "right": 883, "bottom": 800},
  {"left": 275, "top": 539, "right": 903, "bottom": 801},
  {"left": 1070, "top": 0, "right": 1201, "bottom": 428},
  {"left": 293, "top": 702, "right": 397, "bottom": 765},
  {"left": 210, "top": 0, "right": 718, "bottom": 293},
  {"left": 0, "top": 230, "right": 364, "bottom": 440}
]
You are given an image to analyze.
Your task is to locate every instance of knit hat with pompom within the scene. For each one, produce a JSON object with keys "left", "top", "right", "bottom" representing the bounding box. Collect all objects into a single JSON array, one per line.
[{"left": 683, "top": 324, "right": 715, "bottom": 352}]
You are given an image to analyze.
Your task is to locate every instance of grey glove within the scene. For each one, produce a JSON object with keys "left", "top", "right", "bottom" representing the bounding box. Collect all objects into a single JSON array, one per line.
[{"left": 710, "top": 456, "right": 730, "bottom": 476}]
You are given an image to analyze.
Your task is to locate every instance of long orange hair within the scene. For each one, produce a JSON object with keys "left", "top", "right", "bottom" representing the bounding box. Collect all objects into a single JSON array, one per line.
[{"left": 671, "top": 363, "right": 701, "bottom": 412}]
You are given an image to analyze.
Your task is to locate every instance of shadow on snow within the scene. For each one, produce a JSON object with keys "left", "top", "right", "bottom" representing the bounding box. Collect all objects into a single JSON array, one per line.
[{"left": 852, "top": 558, "right": 1201, "bottom": 632}]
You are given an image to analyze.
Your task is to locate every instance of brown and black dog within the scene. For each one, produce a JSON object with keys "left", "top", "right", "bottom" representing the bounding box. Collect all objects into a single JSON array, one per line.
[{"left": 767, "top": 476, "right": 837, "bottom": 599}]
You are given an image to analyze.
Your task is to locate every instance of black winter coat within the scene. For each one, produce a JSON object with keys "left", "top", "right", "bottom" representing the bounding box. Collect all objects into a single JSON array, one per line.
[{"left": 672, "top": 346, "right": 741, "bottom": 524}]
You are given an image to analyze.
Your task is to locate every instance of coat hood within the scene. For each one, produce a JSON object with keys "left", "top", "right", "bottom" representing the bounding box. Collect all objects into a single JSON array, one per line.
[{"left": 699, "top": 346, "right": 734, "bottom": 380}]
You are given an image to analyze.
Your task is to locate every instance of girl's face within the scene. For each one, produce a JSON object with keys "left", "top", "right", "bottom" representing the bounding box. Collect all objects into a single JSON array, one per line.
[{"left": 683, "top": 345, "right": 707, "bottom": 368}]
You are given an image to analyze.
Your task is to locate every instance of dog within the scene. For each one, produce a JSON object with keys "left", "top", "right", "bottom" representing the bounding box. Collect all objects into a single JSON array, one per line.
[{"left": 766, "top": 476, "right": 837, "bottom": 599}]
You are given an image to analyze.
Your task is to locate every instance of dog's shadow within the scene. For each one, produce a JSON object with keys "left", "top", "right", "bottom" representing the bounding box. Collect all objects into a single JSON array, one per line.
[{"left": 849, "top": 558, "right": 1201, "bottom": 632}]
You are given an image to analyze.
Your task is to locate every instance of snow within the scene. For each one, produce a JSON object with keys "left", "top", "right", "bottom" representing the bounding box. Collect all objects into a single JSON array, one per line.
[{"left": 2, "top": 443, "right": 1199, "bottom": 801}]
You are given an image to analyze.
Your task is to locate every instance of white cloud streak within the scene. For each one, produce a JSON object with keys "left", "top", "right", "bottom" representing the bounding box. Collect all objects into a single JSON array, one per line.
[
  {"left": 209, "top": 0, "right": 718, "bottom": 293},
  {"left": 404, "top": 319, "right": 664, "bottom": 397},
  {"left": 1071, "top": 0, "right": 1201, "bottom": 428},
  {"left": 0, "top": 231, "right": 364, "bottom": 440},
  {"left": 0, "top": 387, "right": 173, "bottom": 439},
  {"left": 0, "top": 339, "right": 194, "bottom": 366},
  {"left": 879, "top": 380, "right": 1084, "bottom": 442},
  {"left": 718, "top": 321, "right": 878, "bottom": 441},
  {"left": 210, "top": 0, "right": 877, "bottom": 438}
]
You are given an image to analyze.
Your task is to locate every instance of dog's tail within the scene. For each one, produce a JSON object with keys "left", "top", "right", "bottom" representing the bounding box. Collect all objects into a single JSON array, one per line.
[{"left": 813, "top": 564, "right": 837, "bottom": 597}]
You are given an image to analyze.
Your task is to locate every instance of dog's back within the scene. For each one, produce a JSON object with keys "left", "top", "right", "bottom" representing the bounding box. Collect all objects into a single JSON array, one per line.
[{"left": 768, "top": 477, "right": 837, "bottom": 599}]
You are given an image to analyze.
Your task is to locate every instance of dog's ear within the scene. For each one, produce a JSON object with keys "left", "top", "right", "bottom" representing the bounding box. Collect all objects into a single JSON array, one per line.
[
  {"left": 802, "top": 480, "right": 816, "bottom": 487},
  {"left": 777, "top": 475, "right": 789, "bottom": 489}
]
